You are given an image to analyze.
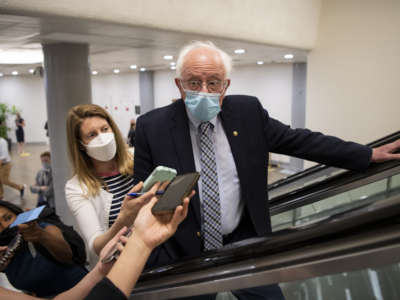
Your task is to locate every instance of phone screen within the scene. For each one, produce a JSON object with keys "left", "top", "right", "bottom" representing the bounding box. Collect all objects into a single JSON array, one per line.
[{"left": 152, "top": 172, "right": 200, "bottom": 214}]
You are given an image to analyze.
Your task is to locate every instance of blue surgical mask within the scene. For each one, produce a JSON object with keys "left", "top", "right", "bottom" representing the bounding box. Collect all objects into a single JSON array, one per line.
[
  {"left": 42, "top": 162, "right": 51, "bottom": 170},
  {"left": 184, "top": 90, "right": 221, "bottom": 122}
]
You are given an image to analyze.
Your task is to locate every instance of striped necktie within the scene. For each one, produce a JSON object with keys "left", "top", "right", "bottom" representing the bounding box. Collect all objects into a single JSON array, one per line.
[{"left": 199, "top": 122, "right": 223, "bottom": 250}]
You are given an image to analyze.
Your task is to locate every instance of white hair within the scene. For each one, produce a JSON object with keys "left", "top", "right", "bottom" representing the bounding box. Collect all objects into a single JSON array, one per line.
[{"left": 176, "top": 41, "right": 232, "bottom": 78}]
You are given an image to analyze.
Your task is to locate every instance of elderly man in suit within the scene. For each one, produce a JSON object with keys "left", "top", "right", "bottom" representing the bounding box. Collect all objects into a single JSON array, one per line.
[{"left": 133, "top": 41, "right": 400, "bottom": 299}]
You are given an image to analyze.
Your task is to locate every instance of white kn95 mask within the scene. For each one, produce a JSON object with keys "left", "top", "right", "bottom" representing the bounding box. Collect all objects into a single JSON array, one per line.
[{"left": 83, "top": 132, "right": 117, "bottom": 162}]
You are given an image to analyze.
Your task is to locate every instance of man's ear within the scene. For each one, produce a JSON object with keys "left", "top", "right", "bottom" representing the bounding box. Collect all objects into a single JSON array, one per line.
[
  {"left": 220, "top": 79, "right": 231, "bottom": 105},
  {"left": 175, "top": 78, "right": 185, "bottom": 100}
]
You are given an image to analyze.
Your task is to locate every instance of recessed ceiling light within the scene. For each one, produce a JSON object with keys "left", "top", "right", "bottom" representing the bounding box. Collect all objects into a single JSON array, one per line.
[
  {"left": 92, "top": 71, "right": 98, "bottom": 75},
  {"left": 140, "top": 67, "right": 146, "bottom": 72},
  {"left": 113, "top": 69, "right": 120, "bottom": 74},
  {"left": 234, "top": 49, "right": 246, "bottom": 54},
  {"left": 130, "top": 65, "right": 137, "bottom": 69},
  {"left": 257, "top": 61, "right": 264, "bottom": 65},
  {"left": 29, "top": 69, "right": 35, "bottom": 74},
  {"left": 11, "top": 71, "right": 18, "bottom": 76},
  {"left": 0, "top": 73, "right": 3, "bottom": 77},
  {"left": 170, "top": 62, "right": 176, "bottom": 66},
  {"left": 163, "top": 55, "right": 173, "bottom": 60},
  {"left": 284, "top": 54, "right": 294, "bottom": 59},
  {"left": 170, "top": 66, "right": 176, "bottom": 70}
]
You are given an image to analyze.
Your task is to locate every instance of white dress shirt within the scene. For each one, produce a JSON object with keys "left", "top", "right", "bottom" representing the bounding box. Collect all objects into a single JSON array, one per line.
[{"left": 186, "top": 108, "right": 243, "bottom": 235}]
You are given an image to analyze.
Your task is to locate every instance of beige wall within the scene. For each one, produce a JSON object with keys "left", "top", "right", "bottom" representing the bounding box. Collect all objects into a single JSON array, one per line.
[
  {"left": 0, "top": 0, "right": 321, "bottom": 49},
  {"left": 306, "top": 0, "right": 400, "bottom": 145}
]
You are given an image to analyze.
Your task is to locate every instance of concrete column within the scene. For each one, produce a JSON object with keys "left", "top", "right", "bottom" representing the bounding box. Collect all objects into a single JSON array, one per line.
[
  {"left": 139, "top": 71, "right": 155, "bottom": 114},
  {"left": 42, "top": 43, "right": 92, "bottom": 225},
  {"left": 290, "top": 63, "right": 307, "bottom": 172}
]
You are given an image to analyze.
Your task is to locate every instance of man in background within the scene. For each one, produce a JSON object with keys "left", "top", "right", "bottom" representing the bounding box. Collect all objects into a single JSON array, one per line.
[{"left": 30, "top": 151, "right": 55, "bottom": 209}]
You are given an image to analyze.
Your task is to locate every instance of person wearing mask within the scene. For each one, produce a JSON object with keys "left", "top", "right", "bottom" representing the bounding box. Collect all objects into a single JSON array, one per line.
[
  {"left": 0, "top": 136, "right": 25, "bottom": 201},
  {"left": 65, "top": 104, "right": 158, "bottom": 263},
  {"left": 0, "top": 187, "right": 191, "bottom": 300},
  {"left": 30, "top": 151, "right": 55, "bottom": 209},
  {"left": 133, "top": 41, "right": 400, "bottom": 299},
  {"left": 127, "top": 118, "right": 136, "bottom": 148},
  {"left": 0, "top": 200, "right": 87, "bottom": 297}
]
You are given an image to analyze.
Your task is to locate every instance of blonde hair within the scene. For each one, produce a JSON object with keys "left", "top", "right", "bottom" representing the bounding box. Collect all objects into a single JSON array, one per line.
[{"left": 66, "top": 104, "right": 133, "bottom": 197}]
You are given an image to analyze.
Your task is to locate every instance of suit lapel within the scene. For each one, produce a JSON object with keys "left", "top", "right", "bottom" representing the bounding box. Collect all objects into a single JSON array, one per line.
[
  {"left": 170, "top": 100, "right": 201, "bottom": 224},
  {"left": 220, "top": 98, "right": 244, "bottom": 175}
]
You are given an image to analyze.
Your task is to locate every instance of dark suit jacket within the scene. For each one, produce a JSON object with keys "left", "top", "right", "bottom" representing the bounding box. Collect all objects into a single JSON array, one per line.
[{"left": 134, "top": 95, "right": 372, "bottom": 267}]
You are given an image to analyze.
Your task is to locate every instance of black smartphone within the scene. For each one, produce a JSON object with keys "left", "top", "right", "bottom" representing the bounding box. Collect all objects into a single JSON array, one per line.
[{"left": 152, "top": 172, "right": 200, "bottom": 214}]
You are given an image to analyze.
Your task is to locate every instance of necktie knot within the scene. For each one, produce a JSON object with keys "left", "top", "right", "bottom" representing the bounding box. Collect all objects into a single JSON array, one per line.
[{"left": 199, "top": 122, "right": 213, "bottom": 135}]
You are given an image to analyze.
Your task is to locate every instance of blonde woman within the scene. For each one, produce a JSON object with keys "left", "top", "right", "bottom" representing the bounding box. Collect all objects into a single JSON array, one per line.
[{"left": 65, "top": 104, "right": 152, "bottom": 260}]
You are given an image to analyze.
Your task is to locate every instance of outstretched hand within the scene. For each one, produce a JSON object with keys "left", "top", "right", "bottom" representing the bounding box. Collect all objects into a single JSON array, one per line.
[
  {"left": 97, "top": 227, "right": 129, "bottom": 276},
  {"left": 133, "top": 191, "right": 194, "bottom": 250},
  {"left": 371, "top": 139, "right": 400, "bottom": 163}
]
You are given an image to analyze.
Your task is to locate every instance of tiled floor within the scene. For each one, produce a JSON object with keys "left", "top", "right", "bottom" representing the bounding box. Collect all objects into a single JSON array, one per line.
[{"left": 2, "top": 143, "right": 50, "bottom": 209}]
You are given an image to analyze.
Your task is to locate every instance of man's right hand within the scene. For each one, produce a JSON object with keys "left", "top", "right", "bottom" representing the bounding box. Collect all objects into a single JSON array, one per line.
[{"left": 132, "top": 191, "right": 193, "bottom": 251}]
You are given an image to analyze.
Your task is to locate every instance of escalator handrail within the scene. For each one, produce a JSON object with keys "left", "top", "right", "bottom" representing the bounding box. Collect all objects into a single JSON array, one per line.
[{"left": 268, "top": 130, "right": 400, "bottom": 191}]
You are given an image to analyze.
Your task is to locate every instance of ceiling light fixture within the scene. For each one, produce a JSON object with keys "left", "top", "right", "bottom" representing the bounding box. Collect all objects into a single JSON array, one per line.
[
  {"left": 257, "top": 61, "right": 264, "bottom": 65},
  {"left": 29, "top": 69, "right": 35, "bottom": 74},
  {"left": 0, "top": 73, "right": 3, "bottom": 77},
  {"left": 92, "top": 71, "right": 98, "bottom": 75},
  {"left": 170, "top": 66, "right": 176, "bottom": 70},
  {"left": 170, "top": 62, "right": 176, "bottom": 66},
  {"left": 163, "top": 55, "right": 173, "bottom": 60},
  {"left": 113, "top": 69, "right": 120, "bottom": 74},
  {"left": 284, "top": 54, "right": 294, "bottom": 59},
  {"left": 11, "top": 71, "right": 18, "bottom": 76},
  {"left": 130, "top": 65, "right": 137, "bottom": 69},
  {"left": 234, "top": 49, "right": 246, "bottom": 54},
  {"left": 140, "top": 67, "right": 146, "bottom": 72},
  {"left": 0, "top": 48, "right": 43, "bottom": 64}
]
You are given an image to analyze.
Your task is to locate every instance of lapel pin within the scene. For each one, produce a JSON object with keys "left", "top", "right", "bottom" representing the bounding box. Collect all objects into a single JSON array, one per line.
[{"left": 233, "top": 131, "right": 238, "bottom": 136}]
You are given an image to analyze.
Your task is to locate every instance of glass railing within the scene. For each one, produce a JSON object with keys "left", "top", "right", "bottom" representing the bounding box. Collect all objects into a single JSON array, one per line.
[
  {"left": 280, "top": 262, "right": 400, "bottom": 300},
  {"left": 271, "top": 172, "right": 400, "bottom": 231}
]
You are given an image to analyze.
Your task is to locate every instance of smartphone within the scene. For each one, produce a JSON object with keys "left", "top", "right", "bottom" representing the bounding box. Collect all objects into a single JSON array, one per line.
[
  {"left": 141, "top": 166, "right": 177, "bottom": 192},
  {"left": 0, "top": 233, "right": 22, "bottom": 268},
  {"left": 10, "top": 205, "right": 45, "bottom": 228},
  {"left": 101, "top": 227, "right": 133, "bottom": 264},
  {"left": 152, "top": 172, "right": 200, "bottom": 214}
]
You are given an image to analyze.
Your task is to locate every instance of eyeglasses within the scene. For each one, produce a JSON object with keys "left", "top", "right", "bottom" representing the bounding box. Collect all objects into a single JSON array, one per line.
[{"left": 181, "top": 79, "right": 225, "bottom": 93}]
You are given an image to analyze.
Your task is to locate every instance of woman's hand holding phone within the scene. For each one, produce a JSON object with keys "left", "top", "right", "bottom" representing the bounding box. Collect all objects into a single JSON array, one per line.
[{"left": 118, "top": 181, "right": 169, "bottom": 227}]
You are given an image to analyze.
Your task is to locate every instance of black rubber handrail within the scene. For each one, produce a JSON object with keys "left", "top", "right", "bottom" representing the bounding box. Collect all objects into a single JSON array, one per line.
[{"left": 268, "top": 130, "right": 400, "bottom": 191}]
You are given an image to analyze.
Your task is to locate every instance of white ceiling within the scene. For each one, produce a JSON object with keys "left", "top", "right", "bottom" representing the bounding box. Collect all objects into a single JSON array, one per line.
[{"left": 0, "top": 14, "right": 308, "bottom": 76}]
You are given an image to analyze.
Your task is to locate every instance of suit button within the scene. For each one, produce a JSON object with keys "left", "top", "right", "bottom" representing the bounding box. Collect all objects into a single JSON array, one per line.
[{"left": 196, "top": 231, "right": 201, "bottom": 238}]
